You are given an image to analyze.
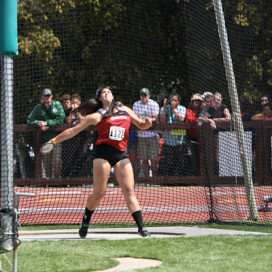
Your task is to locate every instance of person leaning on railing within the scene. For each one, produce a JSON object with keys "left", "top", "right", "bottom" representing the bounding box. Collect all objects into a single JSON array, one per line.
[
  {"left": 198, "top": 92, "right": 231, "bottom": 176},
  {"left": 27, "top": 88, "right": 65, "bottom": 179}
]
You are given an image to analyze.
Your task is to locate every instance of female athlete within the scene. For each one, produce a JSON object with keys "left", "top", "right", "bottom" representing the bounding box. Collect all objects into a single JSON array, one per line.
[{"left": 47, "top": 86, "right": 152, "bottom": 237}]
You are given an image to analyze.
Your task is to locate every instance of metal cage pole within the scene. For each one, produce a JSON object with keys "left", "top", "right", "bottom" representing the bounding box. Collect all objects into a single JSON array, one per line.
[
  {"left": 213, "top": 0, "right": 258, "bottom": 220},
  {"left": 0, "top": 55, "right": 14, "bottom": 250}
]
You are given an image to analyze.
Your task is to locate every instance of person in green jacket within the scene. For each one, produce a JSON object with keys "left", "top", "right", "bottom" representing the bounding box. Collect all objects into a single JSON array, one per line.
[{"left": 27, "top": 88, "right": 65, "bottom": 178}]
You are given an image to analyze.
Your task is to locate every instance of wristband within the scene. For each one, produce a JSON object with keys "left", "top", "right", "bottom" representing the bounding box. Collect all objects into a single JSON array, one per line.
[{"left": 52, "top": 138, "right": 58, "bottom": 145}]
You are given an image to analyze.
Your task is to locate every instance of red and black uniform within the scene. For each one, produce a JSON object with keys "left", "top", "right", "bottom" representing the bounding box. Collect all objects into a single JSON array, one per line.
[{"left": 94, "top": 108, "right": 130, "bottom": 166}]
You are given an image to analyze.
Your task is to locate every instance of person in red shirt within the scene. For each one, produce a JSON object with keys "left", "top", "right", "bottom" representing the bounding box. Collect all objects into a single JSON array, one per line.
[
  {"left": 185, "top": 93, "right": 203, "bottom": 175},
  {"left": 45, "top": 86, "right": 152, "bottom": 238}
]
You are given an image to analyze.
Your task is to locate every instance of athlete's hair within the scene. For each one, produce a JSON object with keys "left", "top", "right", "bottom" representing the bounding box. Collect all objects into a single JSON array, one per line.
[{"left": 72, "top": 86, "right": 117, "bottom": 117}]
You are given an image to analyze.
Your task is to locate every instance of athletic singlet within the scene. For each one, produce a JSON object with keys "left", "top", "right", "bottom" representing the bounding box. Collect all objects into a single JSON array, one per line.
[{"left": 95, "top": 108, "right": 131, "bottom": 151}]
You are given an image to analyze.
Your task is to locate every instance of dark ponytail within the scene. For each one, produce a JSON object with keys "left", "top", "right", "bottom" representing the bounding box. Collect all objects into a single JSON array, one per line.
[{"left": 73, "top": 98, "right": 102, "bottom": 116}]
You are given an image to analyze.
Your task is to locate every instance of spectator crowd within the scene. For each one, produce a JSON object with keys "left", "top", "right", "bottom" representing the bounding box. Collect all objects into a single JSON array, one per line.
[{"left": 16, "top": 87, "right": 272, "bottom": 180}]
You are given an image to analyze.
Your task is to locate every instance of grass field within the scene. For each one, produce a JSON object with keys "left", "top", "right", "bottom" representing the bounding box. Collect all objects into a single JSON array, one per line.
[{"left": 0, "top": 224, "right": 271, "bottom": 272}]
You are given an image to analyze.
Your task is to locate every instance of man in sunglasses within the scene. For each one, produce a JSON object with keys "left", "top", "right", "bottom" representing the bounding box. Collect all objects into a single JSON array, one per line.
[
  {"left": 27, "top": 88, "right": 65, "bottom": 178},
  {"left": 133, "top": 88, "right": 160, "bottom": 178},
  {"left": 256, "top": 94, "right": 270, "bottom": 115}
]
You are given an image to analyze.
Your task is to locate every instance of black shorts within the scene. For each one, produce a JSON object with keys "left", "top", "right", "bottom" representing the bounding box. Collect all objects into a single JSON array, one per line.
[{"left": 94, "top": 144, "right": 128, "bottom": 167}]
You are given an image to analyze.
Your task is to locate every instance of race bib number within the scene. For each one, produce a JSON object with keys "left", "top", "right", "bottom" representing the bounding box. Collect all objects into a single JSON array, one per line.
[{"left": 109, "top": 126, "right": 125, "bottom": 141}]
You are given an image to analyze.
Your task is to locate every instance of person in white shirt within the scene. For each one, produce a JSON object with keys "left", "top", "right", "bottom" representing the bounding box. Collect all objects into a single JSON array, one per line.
[{"left": 133, "top": 88, "right": 160, "bottom": 177}]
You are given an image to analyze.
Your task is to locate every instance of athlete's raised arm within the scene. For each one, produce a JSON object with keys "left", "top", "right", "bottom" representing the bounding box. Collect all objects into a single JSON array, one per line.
[
  {"left": 51, "top": 112, "right": 102, "bottom": 144},
  {"left": 121, "top": 106, "right": 152, "bottom": 130}
]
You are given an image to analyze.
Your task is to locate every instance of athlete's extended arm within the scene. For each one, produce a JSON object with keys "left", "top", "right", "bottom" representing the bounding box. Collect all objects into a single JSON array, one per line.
[
  {"left": 51, "top": 112, "right": 101, "bottom": 144},
  {"left": 122, "top": 106, "right": 152, "bottom": 130}
]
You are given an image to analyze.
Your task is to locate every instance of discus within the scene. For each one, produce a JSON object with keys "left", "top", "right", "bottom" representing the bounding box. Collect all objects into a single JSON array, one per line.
[{"left": 40, "top": 142, "right": 54, "bottom": 155}]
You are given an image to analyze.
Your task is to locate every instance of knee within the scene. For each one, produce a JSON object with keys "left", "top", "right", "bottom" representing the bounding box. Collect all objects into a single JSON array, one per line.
[
  {"left": 90, "top": 190, "right": 106, "bottom": 201},
  {"left": 122, "top": 186, "right": 135, "bottom": 197}
]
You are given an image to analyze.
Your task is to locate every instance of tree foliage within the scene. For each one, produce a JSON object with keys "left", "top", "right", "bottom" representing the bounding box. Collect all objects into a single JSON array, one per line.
[
  {"left": 14, "top": 0, "right": 272, "bottom": 123},
  {"left": 15, "top": 0, "right": 189, "bottom": 123}
]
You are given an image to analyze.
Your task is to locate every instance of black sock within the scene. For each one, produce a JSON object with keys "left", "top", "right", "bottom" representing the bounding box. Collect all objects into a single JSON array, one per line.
[
  {"left": 82, "top": 207, "right": 94, "bottom": 224},
  {"left": 132, "top": 210, "right": 144, "bottom": 230}
]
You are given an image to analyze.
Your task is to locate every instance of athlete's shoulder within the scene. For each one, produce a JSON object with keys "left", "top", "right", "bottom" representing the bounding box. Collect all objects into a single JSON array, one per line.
[
  {"left": 85, "top": 111, "right": 102, "bottom": 125},
  {"left": 120, "top": 105, "right": 132, "bottom": 115}
]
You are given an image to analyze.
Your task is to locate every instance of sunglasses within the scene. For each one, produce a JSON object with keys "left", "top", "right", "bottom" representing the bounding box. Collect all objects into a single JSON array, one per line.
[
  {"left": 140, "top": 93, "right": 147, "bottom": 97},
  {"left": 213, "top": 97, "right": 221, "bottom": 102},
  {"left": 261, "top": 99, "right": 268, "bottom": 102}
]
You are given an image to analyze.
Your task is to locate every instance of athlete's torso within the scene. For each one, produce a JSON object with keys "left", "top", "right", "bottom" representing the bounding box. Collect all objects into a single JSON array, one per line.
[{"left": 95, "top": 108, "right": 131, "bottom": 151}]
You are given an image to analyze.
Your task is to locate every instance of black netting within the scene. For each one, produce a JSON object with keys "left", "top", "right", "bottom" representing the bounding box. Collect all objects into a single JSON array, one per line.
[{"left": 0, "top": 0, "right": 271, "bottom": 227}]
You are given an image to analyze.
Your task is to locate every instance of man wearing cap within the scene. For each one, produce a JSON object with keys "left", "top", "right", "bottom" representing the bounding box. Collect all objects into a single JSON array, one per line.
[
  {"left": 133, "top": 88, "right": 160, "bottom": 177},
  {"left": 159, "top": 92, "right": 186, "bottom": 176},
  {"left": 27, "top": 88, "right": 65, "bottom": 178}
]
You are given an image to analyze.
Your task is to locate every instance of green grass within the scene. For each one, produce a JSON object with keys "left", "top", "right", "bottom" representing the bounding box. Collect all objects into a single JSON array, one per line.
[{"left": 1, "top": 235, "right": 270, "bottom": 272}]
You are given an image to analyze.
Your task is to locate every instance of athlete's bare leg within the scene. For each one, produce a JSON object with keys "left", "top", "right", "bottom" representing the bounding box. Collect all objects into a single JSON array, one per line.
[
  {"left": 86, "top": 158, "right": 111, "bottom": 211},
  {"left": 114, "top": 158, "right": 140, "bottom": 213},
  {"left": 114, "top": 158, "right": 150, "bottom": 237}
]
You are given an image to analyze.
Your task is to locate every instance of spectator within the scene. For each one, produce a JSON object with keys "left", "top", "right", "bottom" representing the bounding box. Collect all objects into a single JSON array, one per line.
[
  {"left": 240, "top": 97, "right": 252, "bottom": 121},
  {"left": 133, "top": 88, "right": 160, "bottom": 177},
  {"left": 116, "top": 101, "right": 139, "bottom": 177},
  {"left": 159, "top": 92, "right": 186, "bottom": 176},
  {"left": 252, "top": 103, "right": 272, "bottom": 120},
  {"left": 200, "top": 92, "right": 230, "bottom": 176},
  {"left": 185, "top": 93, "right": 203, "bottom": 175},
  {"left": 66, "top": 94, "right": 83, "bottom": 125},
  {"left": 207, "top": 92, "right": 231, "bottom": 129},
  {"left": 127, "top": 129, "right": 139, "bottom": 176},
  {"left": 256, "top": 94, "right": 270, "bottom": 114},
  {"left": 60, "top": 94, "right": 71, "bottom": 118},
  {"left": 62, "top": 94, "right": 89, "bottom": 177},
  {"left": 27, "top": 88, "right": 65, "bottom": 178},
  {"left": 199, "top": 92, "right": 214, "bottom": 122},
  {"left": 201, "top": 92, "right": 213, "bottom": 108}
]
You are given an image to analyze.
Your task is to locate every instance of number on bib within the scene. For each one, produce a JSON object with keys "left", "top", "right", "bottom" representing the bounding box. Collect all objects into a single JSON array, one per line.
[{"left": 109, "top": 126, "right": 125, "bottom": 141}]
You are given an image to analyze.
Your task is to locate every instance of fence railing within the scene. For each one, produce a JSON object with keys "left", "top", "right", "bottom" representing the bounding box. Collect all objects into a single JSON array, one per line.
[{"left": 13, "top": 120, "right": 272, "bottom": 187}]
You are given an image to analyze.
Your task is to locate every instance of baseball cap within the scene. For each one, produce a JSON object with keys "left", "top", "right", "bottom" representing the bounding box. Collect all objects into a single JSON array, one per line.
[
  {"left": 42, "top": 88, "right": 52, "bottom": 96},
  {"left": 140, "top": 88, "right": 150, "bottom": 95},
  {"left": 191, "top": 93, "right": 203, "bottom": 101}
]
